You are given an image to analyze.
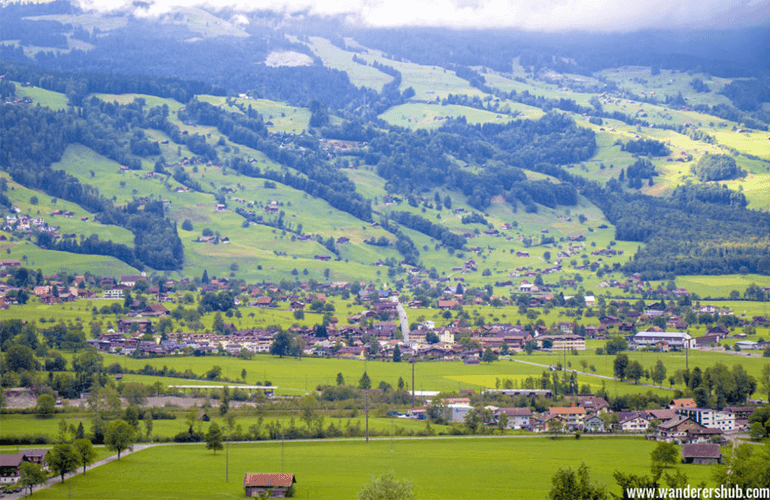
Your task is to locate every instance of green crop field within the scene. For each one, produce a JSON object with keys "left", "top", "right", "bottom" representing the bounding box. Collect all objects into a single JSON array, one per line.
[
  {"left": 29, "top": 438, "right": 717, "bottom": 500},
  {"left": 86, "top": 348, "right": 770, "bottom": 399}
]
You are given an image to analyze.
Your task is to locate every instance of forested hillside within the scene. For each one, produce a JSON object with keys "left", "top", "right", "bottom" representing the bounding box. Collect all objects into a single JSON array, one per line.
[{"left": 0, "top": 0, "right": 768, "bottom": 286}]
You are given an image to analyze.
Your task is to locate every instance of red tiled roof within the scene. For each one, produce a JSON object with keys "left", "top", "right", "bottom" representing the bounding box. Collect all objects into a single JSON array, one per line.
[{"left": 243, "top": 473, "right": 295, "bottom": 488}]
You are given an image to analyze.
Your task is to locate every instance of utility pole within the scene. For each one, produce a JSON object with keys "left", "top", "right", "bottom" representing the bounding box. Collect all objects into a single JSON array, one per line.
[
  {"left": 365, "top": 389, "right": 369, "bottom": 443},
  {"left": 411, "top": 358, "right": 415, "bottom": 410}
]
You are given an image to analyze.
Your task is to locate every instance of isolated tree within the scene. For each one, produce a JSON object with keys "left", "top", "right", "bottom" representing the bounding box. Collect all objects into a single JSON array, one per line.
[
  {"left": 482, "top": 347, "right": 497, "bottom": 364},
  {"left": 270, "top": 331, "right": 294, "bottom": 358},
  {"left": 48, "top": 443, "right": 79, "bottom": 483},
  {"left": 626, "top": 360, "right": 644, "bottom": 384},
  {"left": 393, "top": 344, "right": 402, "bottom": 363},
  {"left": 19, "top": 461, "right": 48, "bottom": 496},
  {"left": 35, "top": 394, "right": 56, "bottom": 419},
  {"left": 358, "top": 472, "right": 415, "bottom": 500},
  {"left": 613, "top": 353, "right": 630, "bottom": 381},
  {"left": 73, "top": 438, "right": 97, "bottom": 474},
  {"left": 206, "top": 422, "right": 224, "bottom": 455},
  {"left": 547, "top": 418, "right": 564, "bottom": 437},
  {"left": 105, "top": 419, "right": 135, "bottom": 460},
  {"left": 759, "top": 364, "right": 770, "bottom": 403},
  {"left": 651, "top": 360, "right": 667, "bottom": 387},
  {"left": 524, "top": 340, "right": 536, "bottom": 355},
  {"left": 359, "top": 371, "right": 372, "bottom": 390},
  {"left": 650, "top": 441, "right": 679, "bottom": 469},
  {"left": 547, "top": 463, "right": 608, "bottom": 500},
  {"left": 336, "top": 372, "right": 345, "bottom": 386},
  {"left": 497, "top": 412, "right": 509, "bottom": 433},
  {"left": 144, "top": 410, "right": 154, "bottom": 440}
]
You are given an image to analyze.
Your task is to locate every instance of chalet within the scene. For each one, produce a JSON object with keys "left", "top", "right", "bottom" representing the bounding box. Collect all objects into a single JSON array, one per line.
[
  {"left": 724, "top": 406, "right": 759, "bottom": 420},
  {"left": 548, "top": 407, "right": 586, "bottom": 430},
  {"left": 681, "top": 443, "right": 721, "bottom": 465},
  {"left": 314, "top": 255, "right": 332, "bottom": 261},
  {"left": 658, "top": 416, "right": 704, "bottom": 442},
  {"left": 143, "top": 303, "right": 169, "bottom": 316},
  {"left": 20, "top": 450, "right": 48, "bottom": 468},
  {"left": 117, "top": 318, "right": 152, "bottom": 334},
  {"left": 438, "top": 300, "right": 459, "bottom": 309},
  {"left": 576, "top": 396, "right": 609, "bottom": 414},
  {"left": 496, "top": 408, "right": 531, "bottom": 429},
  {"left": 583, "top": 414, "right": 606, "bottom": 433},
  {"left": 243, "top": 473, "right": 296, "bottom": 498},
  {"left": 120, "top": 275, "right": 146, "bottom": 288},
  {"left": 254, "top": 296, "right": 273, "bottom": 308},
  {"left": 670, "top": 398, "right": 697, "bottom": 409},
  {"left": 0, "top": 454, "right": 24, "bottom": 483},
  {"left": 618, "top": 413, "right": 650, "bottom": 433}
]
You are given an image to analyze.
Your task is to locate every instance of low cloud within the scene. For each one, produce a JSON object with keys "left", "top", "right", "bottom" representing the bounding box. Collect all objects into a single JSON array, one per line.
[{"left": 76, "top": 0, "right": 770, "bottom": 31}]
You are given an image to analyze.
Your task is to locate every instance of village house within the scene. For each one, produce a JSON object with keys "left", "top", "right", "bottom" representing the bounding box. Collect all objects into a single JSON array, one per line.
[
  {"left": 583, "top": 414, "right": 606, "bottom": 433},
  {"left": 657, "top": 416, "right": 704, "bottom": 442},
  {"left": 548, "top": 407, "right": 586, "bottom": 430},
  {"left": 495, "top": 407, "right": 531, "bottom": 429}
]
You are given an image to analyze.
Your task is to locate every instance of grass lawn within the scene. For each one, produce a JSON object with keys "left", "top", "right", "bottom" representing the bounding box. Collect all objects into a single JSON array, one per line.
[{"left": 30, "top": 438, "right": 717, "bottom": 499}]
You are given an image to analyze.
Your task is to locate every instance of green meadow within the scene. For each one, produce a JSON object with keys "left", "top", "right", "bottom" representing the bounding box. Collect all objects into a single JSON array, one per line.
[
  {"left": 85, "top": 348, "right": 770, "bottom": 398},
  {"left": 29, "top": 438, "right": 716, "bottom": 500}
]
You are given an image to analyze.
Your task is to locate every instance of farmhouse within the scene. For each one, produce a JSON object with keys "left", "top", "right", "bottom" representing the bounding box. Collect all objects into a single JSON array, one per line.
[
  {"left": 243, "top": 473, "right": 296, "bottom": 498},
  {"left": 0, "top": 454, "right": 24, "bottom": 483}
]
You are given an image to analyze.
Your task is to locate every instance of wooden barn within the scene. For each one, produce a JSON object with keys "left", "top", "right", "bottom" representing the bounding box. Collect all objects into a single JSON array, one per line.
[{"left": 243, "top": 473, "right": 296, "bottom": 498}]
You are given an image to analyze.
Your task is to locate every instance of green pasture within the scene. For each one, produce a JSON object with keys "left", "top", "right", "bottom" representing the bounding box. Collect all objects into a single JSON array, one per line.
[
  {"left": 196, "top": 95, "right": 310, "bottom": 134},
  {"left": 2, "top": 172, "right": 135, "bottom": 247},
  {"left": 379, "top": 103, "right": 515, "bottom": 129},
  {"left": 306, "top": 37, "right": 394, "bottom": 92},
  {"left": 31, "top": 438, "right": 716, "bottom": 499},
  {"left": 0, "top": 240, "right": 139, "bottom": 278},
  {"left": 0, "top": 413, "right": 449, "bottom": 442},
  {"left": 652, "top": 275, "right": 770, "bottom": 300},
  {"left": 90, "top": 93, "right": 183, "bottom": 111},
  {"left": 596, "top": 67, "right": 734, "bottom": 110},
  {"left": 12, "top": 82, "right": 70, "bottom": 110}
]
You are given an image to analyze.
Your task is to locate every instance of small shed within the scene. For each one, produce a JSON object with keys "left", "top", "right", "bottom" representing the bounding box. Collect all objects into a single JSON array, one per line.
[
  {"left": 681, "top": 443, "right": 721, "bottom": 464},
  {"left": 244, "top": 473, "right": 296, "bottom": 498}
]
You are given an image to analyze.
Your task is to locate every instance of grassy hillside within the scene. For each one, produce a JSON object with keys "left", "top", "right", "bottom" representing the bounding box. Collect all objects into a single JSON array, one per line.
[{"left": 1, "top": 26, "right": 769, "bottom": 288}]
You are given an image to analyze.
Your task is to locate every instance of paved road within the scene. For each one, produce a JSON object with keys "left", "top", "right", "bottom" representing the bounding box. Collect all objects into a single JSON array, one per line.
[{"left": 4, "top": 444, "right": 157, "bottom": 500}]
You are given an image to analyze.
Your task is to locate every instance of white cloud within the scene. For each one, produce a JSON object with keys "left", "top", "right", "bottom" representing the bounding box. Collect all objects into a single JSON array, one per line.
[{"left": 75, "top": 0, "right": 770, "bottom": 31}]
